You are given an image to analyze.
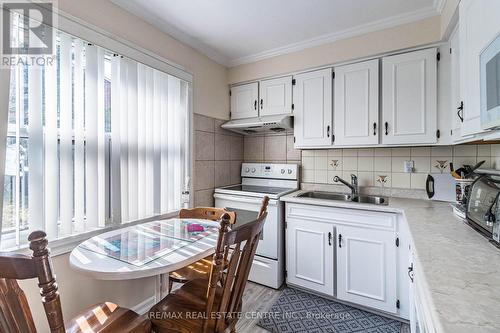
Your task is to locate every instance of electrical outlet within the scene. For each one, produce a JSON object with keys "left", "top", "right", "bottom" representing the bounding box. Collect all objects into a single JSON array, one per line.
[{"left": 404, "top": 160, "right": 414, "bottom": 173}]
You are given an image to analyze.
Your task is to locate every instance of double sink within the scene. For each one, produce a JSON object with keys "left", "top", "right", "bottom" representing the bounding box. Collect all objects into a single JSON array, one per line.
[{"left": 297, "top": 191, "right": 388, "bottom": 206}]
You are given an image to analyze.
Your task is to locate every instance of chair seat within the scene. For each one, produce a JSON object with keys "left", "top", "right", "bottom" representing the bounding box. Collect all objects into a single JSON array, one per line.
[
  {"left": 169, "top": 255, "right": 213, "bottom": 283},
  {"left": 65, "top": 302, "right": 151, "bottom": 333},
  {"left": 149, "top": 279, "right": 228, "bottom": 333}
]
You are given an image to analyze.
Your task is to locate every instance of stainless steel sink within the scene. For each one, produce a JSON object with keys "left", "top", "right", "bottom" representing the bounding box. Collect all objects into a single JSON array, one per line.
[
  {"left": 297, "top": 191, "right": 352, "bottom": 201},
  {"left": 352, "top": 195, "right": 388, "bottom": 205},
  {"left": 296, "top": 191, "right": 388, "bottom": 205}
]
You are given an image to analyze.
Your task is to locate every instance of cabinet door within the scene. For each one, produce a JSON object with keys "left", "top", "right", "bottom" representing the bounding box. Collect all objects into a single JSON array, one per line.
[
  {"left": 293, "top": 68, "right": 333, "bottom": 147},
  {"left": 382, "top": 48, "right": 437, "bottom": 145},
  {"left": 337, "top": 224, "right": 398, "bottom": 314},
  {"left": 230, "top": 82, "right": 259, "bottom": 119},
  {"left": 286, "top": 219, "right": 334, "bottom": 296},
  {"left": 460, "top": 0, "right": 500, "bottom": 136},
  {"left": 450, "top": 27, "right": 463, "bottom": 141},
  {"left": 334, "top": 59, "right": 379, "bottom": 146},
  {"left": 259, "top": 76, "right": 292, "bottom": 116}
]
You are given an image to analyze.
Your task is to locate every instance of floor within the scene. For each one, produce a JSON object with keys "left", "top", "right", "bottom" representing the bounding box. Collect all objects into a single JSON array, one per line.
[
  {"left": 237, "top": 282, "right": 282, "bottom": 333},
  {"left": 236, "top": 282, "right": 410, "bottom": 333}
]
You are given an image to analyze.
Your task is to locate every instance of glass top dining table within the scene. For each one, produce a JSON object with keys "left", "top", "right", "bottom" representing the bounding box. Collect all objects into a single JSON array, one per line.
[{"left": 69, "top": 217, "right": 220, "bottom": 302}]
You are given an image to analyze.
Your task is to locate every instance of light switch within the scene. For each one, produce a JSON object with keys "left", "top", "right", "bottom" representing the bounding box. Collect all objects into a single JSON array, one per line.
[{"left": 404, "top": 160, "right": 414, "bottom": 173}]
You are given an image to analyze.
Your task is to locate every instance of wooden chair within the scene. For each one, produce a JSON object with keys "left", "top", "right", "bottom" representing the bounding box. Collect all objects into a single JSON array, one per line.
[
  {"left": 168, "top": 207, "right": 237, "bottom": 292},
  {"left": 149, "top": 196, "right": 270, "bottom": 333},
  {"left": 0, "top": 231, "right": 151, "bottom": 333}
]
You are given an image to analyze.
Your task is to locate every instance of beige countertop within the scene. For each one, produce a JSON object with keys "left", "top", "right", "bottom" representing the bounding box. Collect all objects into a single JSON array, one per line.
[{"left": 282, "top": 191, "right": 500, "bottom": 333}]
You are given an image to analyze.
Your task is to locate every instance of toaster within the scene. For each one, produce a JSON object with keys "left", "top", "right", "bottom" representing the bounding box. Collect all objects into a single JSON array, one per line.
[{"left": 466, "top": 174, "right": 500, "bottom": 244}]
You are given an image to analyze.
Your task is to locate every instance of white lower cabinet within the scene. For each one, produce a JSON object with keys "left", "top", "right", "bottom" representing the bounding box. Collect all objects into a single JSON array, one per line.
[
  {"left": 286, "top": 202, "right": 403, "bottom": 316},
  {"left": 286, "top": 219, "right": 335, "bottom": 296},
  {"left": 336, "top": 224, "right": 398, "bottom": 314},
  {"left": 409, "top": 245, "right": 437, "bottom": 333}
]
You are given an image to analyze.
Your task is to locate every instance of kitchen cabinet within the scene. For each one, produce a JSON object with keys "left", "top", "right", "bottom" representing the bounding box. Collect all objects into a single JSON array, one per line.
[
  {"left": 334, "top": 59, "right": 379, "bottom": 146},
  {"left": 286, "top": 219, "right": 335, "bottom": 296},
  {"left": 336, "top": 224, "right": 398, "bottom": 314},
  {"left": 381, "top": 48, "right": 438, "bottom": 145},
  {"left": 409, "top": 245, "right": 437, "bottom": 333},
  {"left": 293, "top": 68, "right": 333, "bottom": 148},
  {"left": 450, "top": 26, "right": 463, "bottom": 142},
  {"left": 459, "top": 0, "right": 500, "bottom": 137},
  {"left": 230, "top": 82, "right": 259, "bottom": 119},
  {"left": 285, "top": 202, "right": 403, "bottom": 316},
  {"left": 259, "top": 76, "right": 293, "bottom": 116}
]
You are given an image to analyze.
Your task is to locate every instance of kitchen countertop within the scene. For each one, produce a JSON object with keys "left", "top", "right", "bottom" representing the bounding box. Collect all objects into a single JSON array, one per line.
[{"left": 281, "top": 190, "right": 500, "bottom": 333}]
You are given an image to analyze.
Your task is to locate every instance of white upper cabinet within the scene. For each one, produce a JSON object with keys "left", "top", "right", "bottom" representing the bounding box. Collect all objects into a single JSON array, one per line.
[
  {"left": 230, "top": 82, "right": 259, "bottom": 119},
  {"left": 450, "top": 26, "right": 463, "bottom": 142},
  {"left": 293, "top": 68, "right": 333, "bottom": 148},
  {"left": 259, "top": 76, "right": 293, "bottom": 116},
  {"left": 381, "top": 48, "right": 437, "bottom": 145},
  {"left": 459, "top": 0, "right": 500, "bottom": 136},
  {"left": 334, "top": 59, "right": 379, "bottom": 146},
  {"left": 336, "top": 224, "right": 398, "bottom": 314}
]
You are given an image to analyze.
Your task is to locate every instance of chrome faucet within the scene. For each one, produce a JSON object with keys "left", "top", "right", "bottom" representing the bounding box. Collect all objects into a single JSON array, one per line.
[{"left": 333, "top": 174, "right": 359, "bottom": 199}]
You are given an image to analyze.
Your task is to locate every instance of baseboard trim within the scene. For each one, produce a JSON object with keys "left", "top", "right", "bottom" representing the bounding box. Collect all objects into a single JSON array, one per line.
[{"left": 132, "top": 295, "right": 156, "bottom": 315}]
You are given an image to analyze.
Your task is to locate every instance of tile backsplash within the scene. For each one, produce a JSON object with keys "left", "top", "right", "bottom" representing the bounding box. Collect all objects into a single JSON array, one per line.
[
  {"left": 193, "top": 114, "right": 244, "bottom": 206},
  {"left": 243, "top": 132, "right": 500, "bottom": 191}
]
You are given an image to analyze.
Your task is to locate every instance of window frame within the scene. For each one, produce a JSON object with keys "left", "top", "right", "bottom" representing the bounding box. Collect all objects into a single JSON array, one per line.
[{"left": 0, "top": 8, "right": 194, "bottom": 255}]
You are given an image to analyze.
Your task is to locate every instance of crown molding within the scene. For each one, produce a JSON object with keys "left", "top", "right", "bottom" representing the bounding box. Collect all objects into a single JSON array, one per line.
[
  {"left": 228, "top": 6, "right": 439, "bottom": 67},
  {"left": 113, "top": 1, "right": 444, "bottom": 68},
  {"left": 110, "top": 0, "right": 231, "bottom": 66},
  {"left": 435, "top": 0, "right": 447, "bottom": 13}
]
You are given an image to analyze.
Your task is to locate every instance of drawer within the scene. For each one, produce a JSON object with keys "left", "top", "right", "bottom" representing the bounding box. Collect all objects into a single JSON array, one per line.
[{"left": 286, "top": 203, "right": 397, "bottom": 231}]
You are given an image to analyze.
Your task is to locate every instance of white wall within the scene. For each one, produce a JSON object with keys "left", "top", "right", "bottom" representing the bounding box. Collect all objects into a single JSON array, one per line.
[{"left": 228, "top": 16, "right": 441, "bottom": 84}]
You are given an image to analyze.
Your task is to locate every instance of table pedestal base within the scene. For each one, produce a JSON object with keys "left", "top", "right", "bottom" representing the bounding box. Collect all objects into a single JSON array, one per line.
[{"left": 155, "top": 273, "right": 170, "bottom": 303}]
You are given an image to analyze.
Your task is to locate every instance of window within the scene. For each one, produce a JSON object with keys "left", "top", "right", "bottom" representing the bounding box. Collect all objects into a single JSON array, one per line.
[{"left": 0, "top": 15, "right": 191, "bottom": 250}]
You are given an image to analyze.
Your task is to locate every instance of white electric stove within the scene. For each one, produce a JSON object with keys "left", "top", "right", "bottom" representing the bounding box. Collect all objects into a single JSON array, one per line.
[{"left": 214, "top": 163, "right": 299, "bottom": 289}]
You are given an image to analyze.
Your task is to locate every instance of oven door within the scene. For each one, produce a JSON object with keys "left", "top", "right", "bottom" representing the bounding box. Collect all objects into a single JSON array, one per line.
[{"left": 214, "top": 193, "right": 279, "bottom": 259}]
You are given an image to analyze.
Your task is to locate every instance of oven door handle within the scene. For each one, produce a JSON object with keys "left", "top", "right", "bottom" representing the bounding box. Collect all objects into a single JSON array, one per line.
[{"left": 213, "top": 193, "right": 278, "bottom": 205}]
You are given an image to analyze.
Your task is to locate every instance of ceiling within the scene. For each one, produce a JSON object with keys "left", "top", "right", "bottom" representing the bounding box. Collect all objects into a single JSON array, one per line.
[{"left": 111, "top": 0, "right": 444, "bottom": 67}]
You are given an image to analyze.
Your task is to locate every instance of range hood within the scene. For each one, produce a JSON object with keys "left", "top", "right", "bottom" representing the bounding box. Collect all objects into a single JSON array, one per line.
[{"left": 221, "top": 115, "right": 293, "bottom": 135}]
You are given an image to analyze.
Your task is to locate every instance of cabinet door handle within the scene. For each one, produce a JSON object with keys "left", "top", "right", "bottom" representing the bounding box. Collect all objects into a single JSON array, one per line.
[
  {"left": 328, "top": 232, "right": 332, "bottom": 246},
  {"left": 260, "top": 99, "right": 263, "bottom": 110},
  {"left": 384, "top": 122, "right": 389, "bottom": 135},
  {"left": 373, "top": 122, "right": 377, "bottom": 136},
  {"left": 338, "top": 234, "right": 342, "bottom": 248},
  {"left": 254, "top": 100, "right": 257, "bottom": 110},
  {"left": 408, "top": 263, "right": 414, "bottom": 283},
  {"left": 457, "top": 101, "right": 464, "bottom": 122},
  {"left": 326, "top": 125, "right": 330, "bottom": 138}
]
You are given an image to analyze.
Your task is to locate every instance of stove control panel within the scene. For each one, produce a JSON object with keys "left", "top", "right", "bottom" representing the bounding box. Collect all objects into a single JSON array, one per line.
[{"left": 241, "top": 163, "right": 298, "bottom": 180}]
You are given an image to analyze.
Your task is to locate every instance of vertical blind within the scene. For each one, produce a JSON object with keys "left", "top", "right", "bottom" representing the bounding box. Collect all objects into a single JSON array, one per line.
[{"left": 1, "top": 27, "right": 190, "bottom": 249}]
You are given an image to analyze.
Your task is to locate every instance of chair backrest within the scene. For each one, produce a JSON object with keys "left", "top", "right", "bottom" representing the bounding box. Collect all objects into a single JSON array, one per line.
[
  {"left": 0, "top": 231, "right": 65, "bottom": 333},
  {"left": 179, "top": 207, "right": 236, "bottom": 224},
  {"left": 204, "top": 196, "right": 269, "bottom": 332}
]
